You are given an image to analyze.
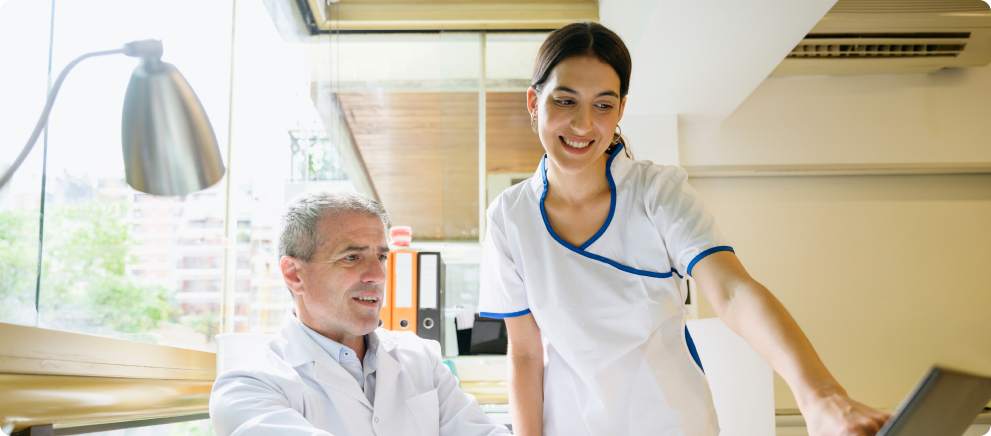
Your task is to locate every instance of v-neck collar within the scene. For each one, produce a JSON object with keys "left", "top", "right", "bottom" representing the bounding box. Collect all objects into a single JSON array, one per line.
[
  {"left": 536, "top": 143, "right": 624, "bottom": 251},
  {"left": 528, "top": 145, "right": 684, "bottom": 280}
]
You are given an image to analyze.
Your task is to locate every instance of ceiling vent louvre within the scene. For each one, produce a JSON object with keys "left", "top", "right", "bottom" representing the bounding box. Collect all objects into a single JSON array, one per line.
[
  {"left": 788, "top": 33, "right": 968, "bottom": 59},
  {"left": 829, "top": 0, "right": 989, "bottom": 14},
  {"left": 772, "top": 0, "right": 991, "bottom": 75}
]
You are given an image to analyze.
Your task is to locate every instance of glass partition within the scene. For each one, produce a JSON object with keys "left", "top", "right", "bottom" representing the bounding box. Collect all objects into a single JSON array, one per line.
[
  {"left": 0, "top": 2, "right": 564, "bottom": 432},
  {"left": 0, "top": 0, "right": 54, "bottom": 327},
  {"left": 32, "top": 0, "right": 235, "bottom": 351},
  {"left": 230, "top": 0, "right": 334, "bottom": 334},
  {"left": 1, "top": 0, "right": 549, "bottom": 353}
]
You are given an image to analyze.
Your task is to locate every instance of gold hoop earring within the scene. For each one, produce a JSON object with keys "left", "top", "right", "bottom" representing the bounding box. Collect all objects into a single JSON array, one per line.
[{"left": 531, "top": 113, "right": 538, "bottom": 134}]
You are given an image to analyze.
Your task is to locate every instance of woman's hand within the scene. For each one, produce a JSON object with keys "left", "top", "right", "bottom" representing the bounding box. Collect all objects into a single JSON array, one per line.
[{"left": 801, "top": 389, "right": 890, "bottom": 436}]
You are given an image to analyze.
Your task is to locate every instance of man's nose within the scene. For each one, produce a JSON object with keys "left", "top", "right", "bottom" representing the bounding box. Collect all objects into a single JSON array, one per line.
[{"left": 364, "top": 256, "right": 387, "bottom": 283}]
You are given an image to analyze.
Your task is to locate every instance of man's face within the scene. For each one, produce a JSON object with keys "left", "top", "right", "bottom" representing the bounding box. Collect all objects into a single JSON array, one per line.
[{"left": 290, "top": 212, "right": 389, "bottom": 339}]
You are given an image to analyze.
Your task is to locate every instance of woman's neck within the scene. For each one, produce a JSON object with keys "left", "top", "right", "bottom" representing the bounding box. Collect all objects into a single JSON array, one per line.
[{"left": 545, "top": 153, "right": 611, "bottom": 206}]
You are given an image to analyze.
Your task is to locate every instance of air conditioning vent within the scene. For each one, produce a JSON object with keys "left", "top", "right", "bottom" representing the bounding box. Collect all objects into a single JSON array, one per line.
[
  {"left": 829, "top": 0, "right": 988, "bottom": 14},
  {"left": 771, "top": 0, "right": 991, "bottom": 75},
  {"left": 788, "top": 33, "right": 968, "bottom": 59}
]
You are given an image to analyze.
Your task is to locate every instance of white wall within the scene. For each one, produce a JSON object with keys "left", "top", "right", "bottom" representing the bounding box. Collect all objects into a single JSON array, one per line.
[
  {"left": 692, "top": 172, "right": 991, "bottom": 411},
  {"left": 680, "top": 43, "right": 991, "bottom": 410},
  {"left": 682, "top": 65, "right": 991, "bottom": 167}
]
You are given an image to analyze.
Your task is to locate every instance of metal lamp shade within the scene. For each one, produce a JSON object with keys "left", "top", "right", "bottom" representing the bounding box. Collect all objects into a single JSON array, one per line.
[{"left": 122, "top": 60, "right": 225, "bottom": 196}]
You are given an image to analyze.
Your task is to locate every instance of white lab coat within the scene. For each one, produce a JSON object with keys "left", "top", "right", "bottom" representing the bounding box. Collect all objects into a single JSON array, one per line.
[
  {"left": 210, "top": 315, "right": 509, "bottom": 436},
  {"left": 479, "top": 144, "right": 731, "bottom": 436}
]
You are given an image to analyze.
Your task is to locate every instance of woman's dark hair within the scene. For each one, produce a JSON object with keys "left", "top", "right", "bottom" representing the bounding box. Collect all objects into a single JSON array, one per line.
[
  {"left": 531, "top": 21, "right": 633, "bottom": 156},
  {"left": 531, "top": 21, "right": 632, "bottom": 98}
]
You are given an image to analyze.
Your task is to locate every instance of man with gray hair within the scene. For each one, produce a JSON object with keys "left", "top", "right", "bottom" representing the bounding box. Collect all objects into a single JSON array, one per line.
[{"left": 210, "top": 190, "right": 509, "bottom": 436}]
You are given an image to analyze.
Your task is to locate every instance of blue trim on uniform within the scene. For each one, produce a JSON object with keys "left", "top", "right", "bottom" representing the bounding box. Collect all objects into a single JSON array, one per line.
[
  {"left": 578, "top": 146, "right": 621, "bottom": 250},
  {"left": 480, "top": 308, "right": 531, "bottom": 319},
  {"left": 685, "top": 326, "right": 704, "bottom": 374},
  {"left": 539, "top": 147, "right": 682, "bottom": 279},
  {"left": 686, "top": 246, "right": 735, "bottom": 277}
]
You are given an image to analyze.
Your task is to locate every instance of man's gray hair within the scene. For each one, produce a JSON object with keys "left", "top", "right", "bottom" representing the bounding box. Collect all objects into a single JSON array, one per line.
[{"left": 278, "top": 190, "right": 389, "bottom": 263}]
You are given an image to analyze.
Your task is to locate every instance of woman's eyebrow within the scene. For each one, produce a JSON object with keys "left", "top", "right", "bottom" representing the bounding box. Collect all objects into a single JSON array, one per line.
[{"left": 551, "top": 86, "right": 618, "bottom": 98}]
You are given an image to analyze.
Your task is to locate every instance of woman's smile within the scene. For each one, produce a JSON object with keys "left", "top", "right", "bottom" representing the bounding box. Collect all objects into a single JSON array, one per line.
[{"left": 560, "top": 135, "right": 595, "bottom": 154}]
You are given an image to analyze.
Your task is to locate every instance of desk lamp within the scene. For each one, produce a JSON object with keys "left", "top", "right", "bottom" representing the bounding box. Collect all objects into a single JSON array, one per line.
[{"left": 0, "top": 39, "right": 225, "bottom": 196}]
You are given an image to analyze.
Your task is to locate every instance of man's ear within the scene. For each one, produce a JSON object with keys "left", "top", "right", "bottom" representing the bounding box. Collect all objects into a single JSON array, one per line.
[{"left": 280, "top": 256, "right": 305, "bottom": 298}]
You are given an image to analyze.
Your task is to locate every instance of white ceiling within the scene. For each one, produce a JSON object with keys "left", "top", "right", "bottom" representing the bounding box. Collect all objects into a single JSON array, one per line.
[{"left": 614, "top": 0, "right": 837, "bottom": 123}]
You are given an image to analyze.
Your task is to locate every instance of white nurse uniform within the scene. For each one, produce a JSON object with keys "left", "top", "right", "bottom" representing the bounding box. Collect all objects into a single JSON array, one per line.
[{"left": 479, "top": 144, "right": 734, "bottom": 436}]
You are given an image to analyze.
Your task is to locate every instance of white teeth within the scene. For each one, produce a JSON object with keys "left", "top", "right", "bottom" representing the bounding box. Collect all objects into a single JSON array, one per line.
[
  {"left": 357, "top": 296, "right": 377, "bottom": 302},
  {"left": 563, "top": 137, "right": 592, "bottom": 149}
]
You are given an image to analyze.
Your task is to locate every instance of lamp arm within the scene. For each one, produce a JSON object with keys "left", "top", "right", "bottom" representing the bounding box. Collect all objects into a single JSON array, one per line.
[{"left": 0, "top": 47, "right": 126, "bottom": 190}]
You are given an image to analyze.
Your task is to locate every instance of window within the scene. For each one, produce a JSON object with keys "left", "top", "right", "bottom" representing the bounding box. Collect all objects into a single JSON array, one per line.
[{"left": 1, "top": 0, "right": 554, "bottom": 431}]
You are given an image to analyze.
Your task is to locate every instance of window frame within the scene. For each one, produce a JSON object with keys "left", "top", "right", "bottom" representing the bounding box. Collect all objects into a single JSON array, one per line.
[{"left": 0, "top": 322, "right": 215, "bottom": 433}]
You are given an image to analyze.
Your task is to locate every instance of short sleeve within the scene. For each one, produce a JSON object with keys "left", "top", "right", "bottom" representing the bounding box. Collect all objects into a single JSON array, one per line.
[
  {"left": 478, "top": 208, "right": 530, "bottom": 319},
  {"left": 648, "top": 166, "right": 733, "bottom": 277}
]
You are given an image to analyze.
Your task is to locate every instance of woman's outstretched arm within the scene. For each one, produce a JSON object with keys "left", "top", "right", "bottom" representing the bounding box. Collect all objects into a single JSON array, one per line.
[
  {"left": 691, "top": 251, "right": 890, "bottom": 436},
  {"left": 505, "top": 313, "right": 545, "bottom": 436}
]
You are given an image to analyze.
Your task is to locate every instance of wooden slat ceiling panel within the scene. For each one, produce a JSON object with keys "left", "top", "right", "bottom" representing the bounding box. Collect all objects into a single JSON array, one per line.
[
  {"left": 440, "top": 93, "right": 480, "bottom": 239},
  {"left": 486, "top": 92, "right": 545, "bottom": 174},
  {"left": 339, "top": 92, "right": 543, "bottom": 240},
  {"left": 340, "top": 92, "right": 445, "bottom": 239}
]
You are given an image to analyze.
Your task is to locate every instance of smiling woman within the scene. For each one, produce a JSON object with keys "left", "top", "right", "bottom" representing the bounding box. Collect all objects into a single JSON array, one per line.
[{"left": 482, "top": 21, "right": 891, "bottom": 436}]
